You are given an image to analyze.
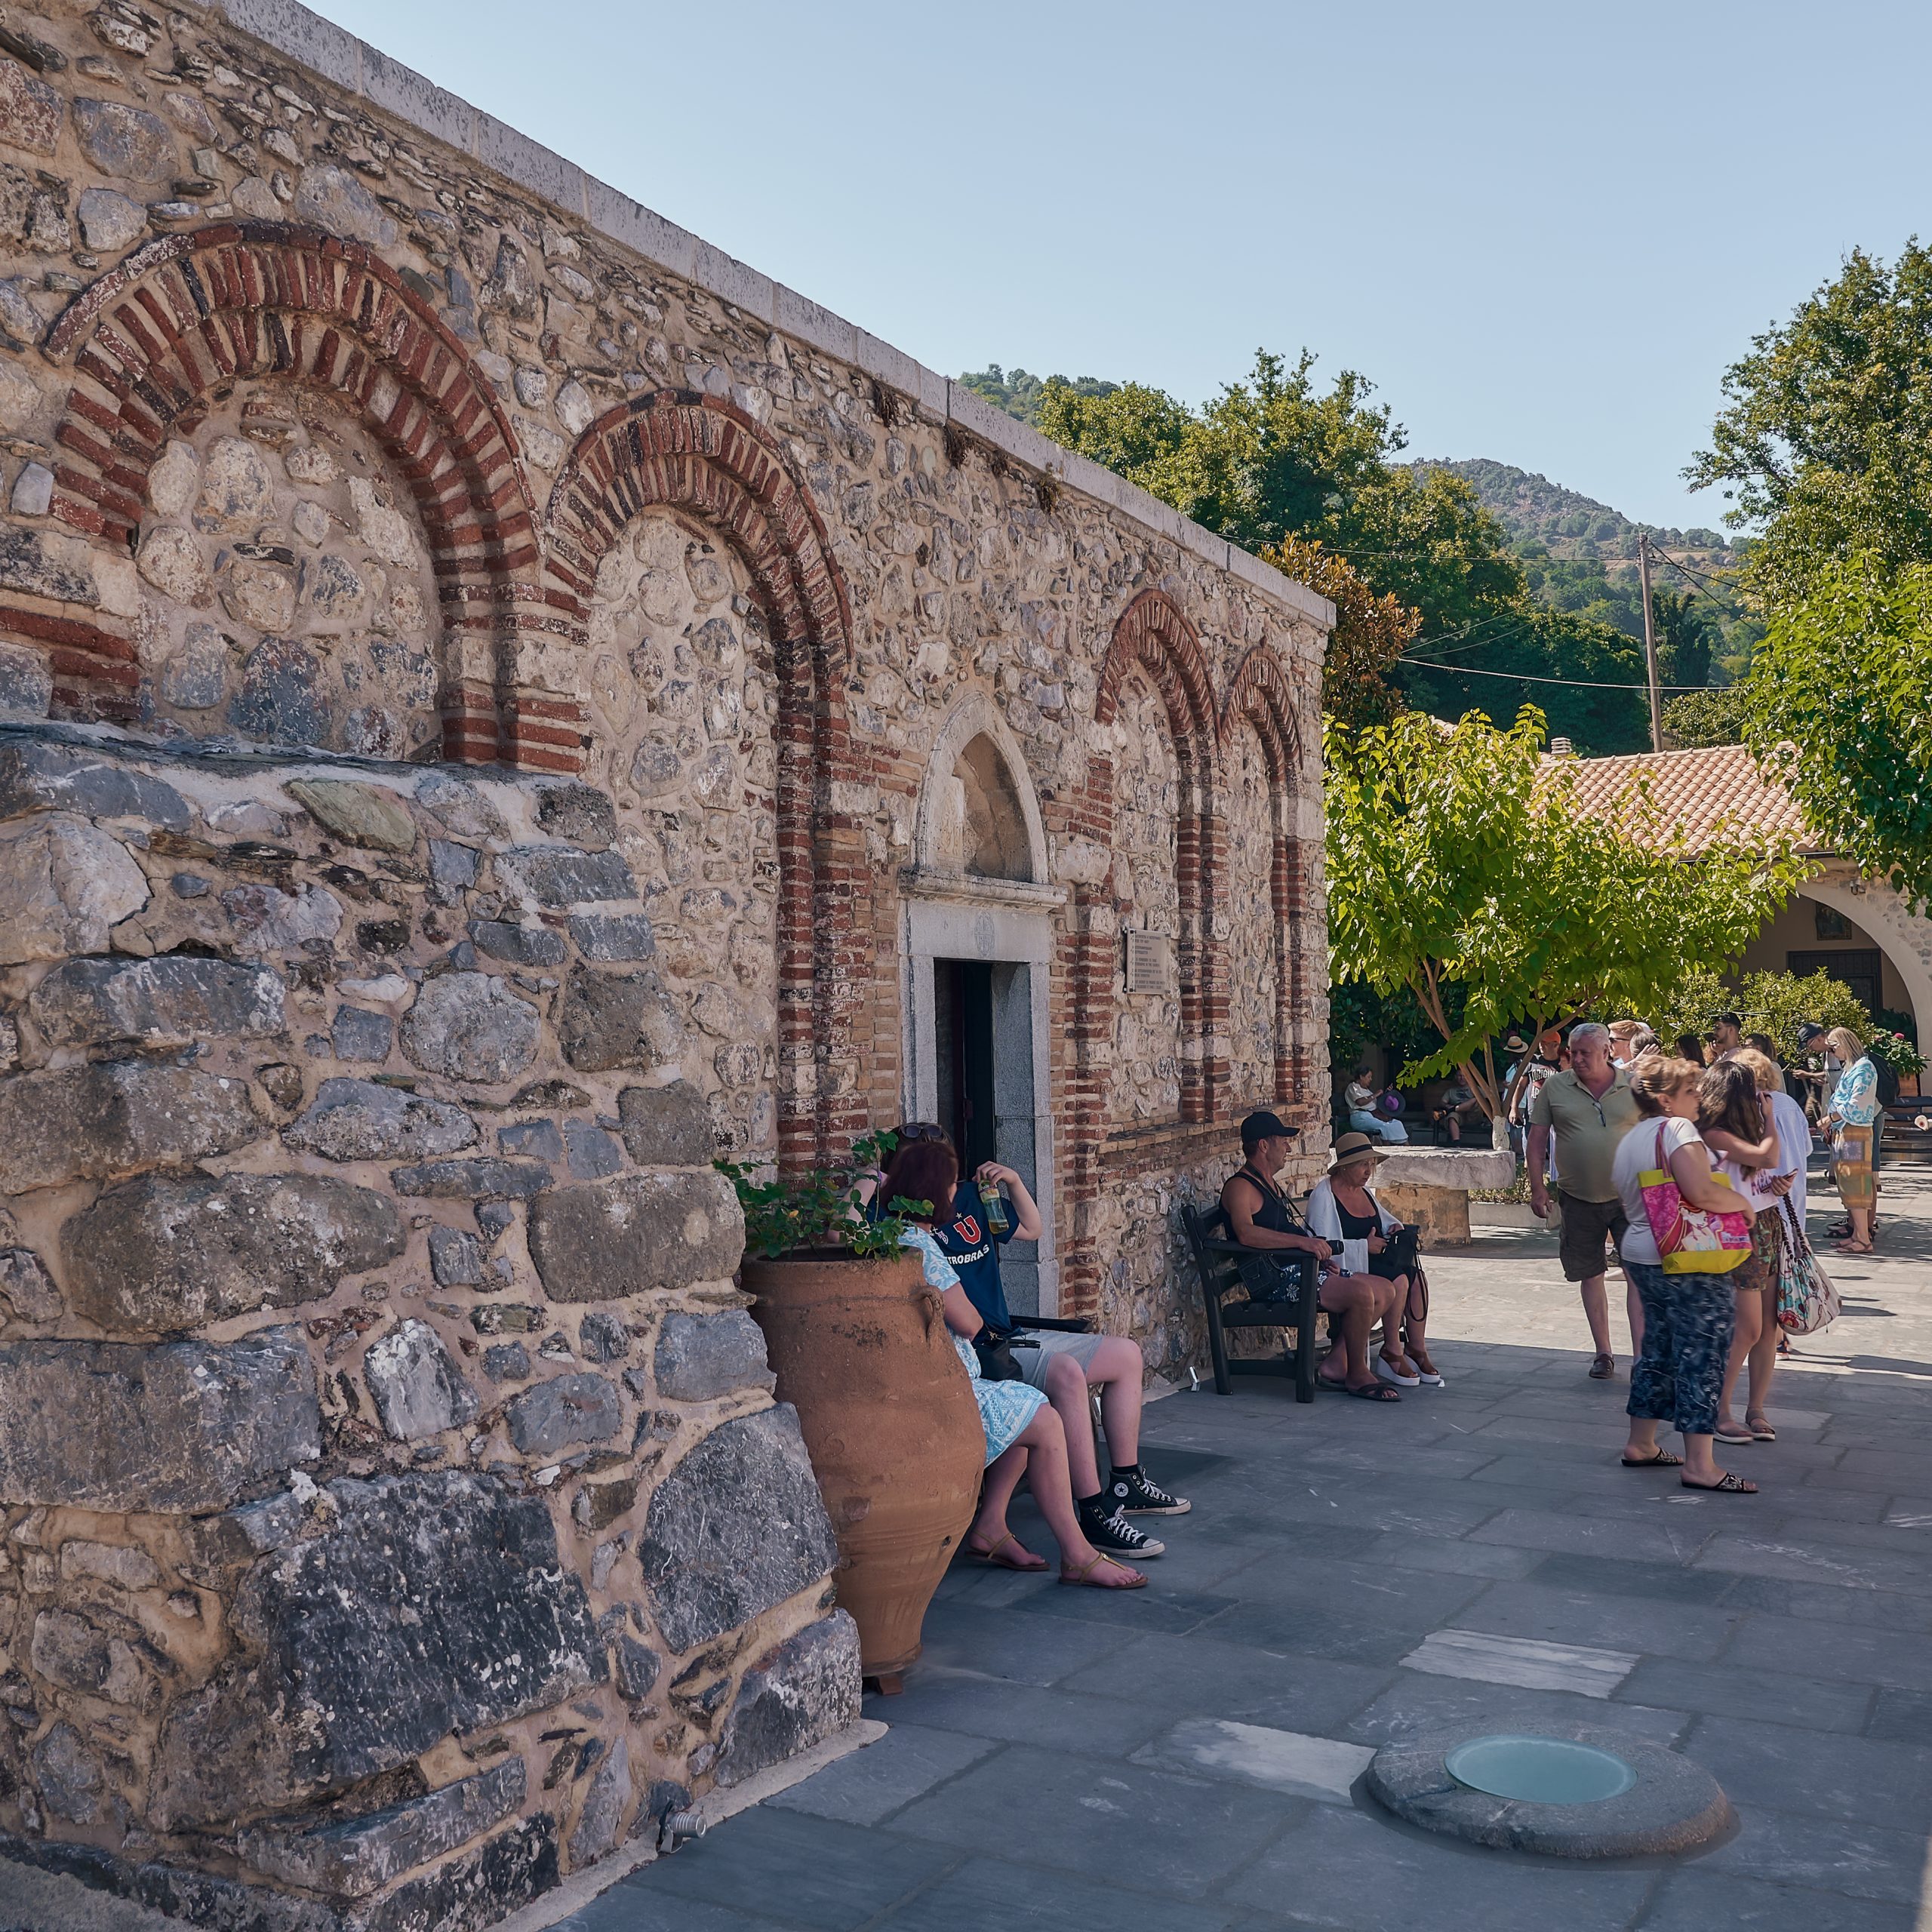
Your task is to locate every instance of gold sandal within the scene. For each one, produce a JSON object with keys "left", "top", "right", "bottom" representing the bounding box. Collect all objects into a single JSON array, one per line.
[
  {"left": 1059, "top": 1551, "right": 1146, "bottom": 1590},
  {"left": 966, "top": 1531, "right": 1048, "bottom": 1572}
]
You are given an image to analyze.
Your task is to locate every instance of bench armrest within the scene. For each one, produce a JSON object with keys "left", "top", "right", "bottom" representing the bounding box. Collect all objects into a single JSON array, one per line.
[{"left": 1019, "top": 1315, "right": 1095, "bottom": 1334}]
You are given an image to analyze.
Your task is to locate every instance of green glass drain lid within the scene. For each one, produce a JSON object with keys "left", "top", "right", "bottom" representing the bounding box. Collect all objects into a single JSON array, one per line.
[{"left": 1444, "top": 1735, "right": 1637, "bottom": 1804}]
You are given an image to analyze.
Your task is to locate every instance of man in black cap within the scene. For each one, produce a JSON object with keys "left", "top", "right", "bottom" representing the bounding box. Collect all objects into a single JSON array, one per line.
[
  {"left": 1221, "top": 1110, "right": 1401, "bottom": 1401},
  {"left": 1789, "top": 1021, "right": 1830, "bottom": 1125}
]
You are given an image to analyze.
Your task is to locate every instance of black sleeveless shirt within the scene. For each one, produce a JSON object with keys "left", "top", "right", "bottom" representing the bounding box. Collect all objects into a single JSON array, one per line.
[{"left": 1229, "top": 1164, "right": 1303, "bottom": 1237}]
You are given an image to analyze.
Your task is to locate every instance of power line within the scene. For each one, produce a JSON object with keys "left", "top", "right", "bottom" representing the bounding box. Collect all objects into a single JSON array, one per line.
[{"left": 1398, "top": 658, "right": 1712, "bottom": 694}]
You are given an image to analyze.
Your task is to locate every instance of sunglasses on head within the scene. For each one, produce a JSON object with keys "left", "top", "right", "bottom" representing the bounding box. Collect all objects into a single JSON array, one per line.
[{"left": 892, "top": 1122, "right": 951, "bottom": 1143}]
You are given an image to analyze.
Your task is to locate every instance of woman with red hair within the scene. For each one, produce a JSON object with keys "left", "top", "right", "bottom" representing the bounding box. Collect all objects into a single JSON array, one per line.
[{"left": 884, "top": 1136, "right": 1145, "bottom": 1589}]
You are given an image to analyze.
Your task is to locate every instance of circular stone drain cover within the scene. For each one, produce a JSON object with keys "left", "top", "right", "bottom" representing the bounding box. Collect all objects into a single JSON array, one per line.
[
  {"left": 1367, "top": 1726, "right": 1731, "bottom": 1858},
  {"left": 1444, "top": 1734, "right": 1636, "bottom": 1804}
]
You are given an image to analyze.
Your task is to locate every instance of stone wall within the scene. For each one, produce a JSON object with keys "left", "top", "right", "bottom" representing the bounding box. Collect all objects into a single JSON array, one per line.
[
  {"left": 0, "top": 0, "right": 1333, "bottom": 1921},
  {"left": 0, "top": 731, "right": 855, "bottom": 1927}
]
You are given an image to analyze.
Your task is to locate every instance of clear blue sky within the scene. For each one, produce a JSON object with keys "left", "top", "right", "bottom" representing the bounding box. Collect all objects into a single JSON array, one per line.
[{"left": 316, "top": 1, "right": 1930, "bottom": 533}]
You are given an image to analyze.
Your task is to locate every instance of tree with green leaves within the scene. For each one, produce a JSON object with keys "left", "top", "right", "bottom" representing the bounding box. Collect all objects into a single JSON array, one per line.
[
  {"left": 1744, "top": 555, "right": 1932, "bottom": 906},
  {"left": 1661, "top": 684, "right": 1751, "bottom": 748},
  {"left": 1036, "top": 350, "right": 1525, "bottom": 645},
  {"left": 1325, "top": 707, "right": 1810, "bottom": 1117},
  {"left": 1688, "top": 240, "right": 1932, "bottom": 607},
  {"left": 1259, "top": 534, "right": 1417, "bottom": 728},
  {"left": 1652, "top": 964, "right": 1868, "bottom": 1063}
]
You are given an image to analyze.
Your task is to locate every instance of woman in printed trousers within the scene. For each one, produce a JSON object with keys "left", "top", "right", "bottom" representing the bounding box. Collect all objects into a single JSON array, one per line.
[{"left": 1612, "top": 1057, "right": 1761, "bottom": 1494}]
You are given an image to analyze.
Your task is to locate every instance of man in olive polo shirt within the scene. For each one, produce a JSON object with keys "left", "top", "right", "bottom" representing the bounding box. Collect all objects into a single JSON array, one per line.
[{"left": 1528, "top": 1022, "right": 1642, "bottom": 1380}]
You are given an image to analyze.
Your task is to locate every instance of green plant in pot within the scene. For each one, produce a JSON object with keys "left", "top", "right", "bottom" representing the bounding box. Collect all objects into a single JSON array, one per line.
[
  {"left": 717, "top": 1129, "right": 983, "bottom": 1688},
  {"left": 715, "top": 1130, "right": 928, "bottom": 1260}
]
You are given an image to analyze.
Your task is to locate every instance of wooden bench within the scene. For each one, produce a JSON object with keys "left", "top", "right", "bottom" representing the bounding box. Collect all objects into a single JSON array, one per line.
[{"left": 1180, "top": 1201, "right": 1323, "bottom": 1402}]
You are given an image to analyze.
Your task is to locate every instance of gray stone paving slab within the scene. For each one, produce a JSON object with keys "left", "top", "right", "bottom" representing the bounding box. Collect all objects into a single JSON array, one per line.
[
  {"left": 1337, "top": 1669, "right": 1687, "bottom": 1750},
  {"left": 912, "top": 1599, "right": 1133, "bottom": 1685},
  {"left": 1694, "top": 1526, "right": 1932, "bottom": 1592},
  {"left": 1684, "top": 1801, "right": 1932, "bottom": 1905},
  {"left": 1445, "top": 1577, "right": 1749, "bottom": 1662},
  {"left": 1716, "top": 1612, "right": 1932, "bottom": 1690},
  {"left": 1057, "top": 1629, "right": 1394, "bottom": 1733},
  {"left": 1614, "top": 1654, "right": 1874, "bottom": 1733},
  {"left": 1469, "top": 1505, "right": 1718, "bottom": 1562},
  {"left": 1363, "top": 1530, "right": 1543, "bottom": 1579},
  {"left": 1638, "top": 1868, "right": 1916, "bottom": 1932},
  {"left": 884, "top": 1743, "right": 1306, "bottom": 1898},
  {"left": 1719, "top": 1570, "right": 1932, "bottom": 1634},
  {"left": 869, "top": 1855, "right": 1244, "bottom": 1932},
  {"left": 763, "top": 1721, "right": 998, "bottom": 1826},
  {"left": 1217, "top": 1801, "right": 1655, "bottom": 1931},
  {"left": 1526, "top": 1550, "right": 1739, "bottom": 1606},
  {"left": 1681, "top": 1713, "right": 1932, "bottom": 1823},
  {"left": 614, "top": 1809, "right": 955, "bottom": 1928},
  {"left": 1863, "top": 1685, "right": 1932, "bottom": 1743},
  {"left": 859, "top": 1671, "right": 1171, "bottom": 1757}
]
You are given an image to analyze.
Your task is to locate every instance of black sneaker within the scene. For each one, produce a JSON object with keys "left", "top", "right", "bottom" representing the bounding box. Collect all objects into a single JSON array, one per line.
[
  {"left": 1109, "top": 1469, "right": 1192, "bottom": 1515},
  {"left": 1081, "top": 1503, "right": 1165, "bottom": 1558}
]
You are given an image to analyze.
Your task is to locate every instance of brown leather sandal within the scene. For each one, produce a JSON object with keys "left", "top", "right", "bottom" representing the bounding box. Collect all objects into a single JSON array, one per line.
[{"left": 967, "top": 1531, "right": 1048, "bottom": 1572}]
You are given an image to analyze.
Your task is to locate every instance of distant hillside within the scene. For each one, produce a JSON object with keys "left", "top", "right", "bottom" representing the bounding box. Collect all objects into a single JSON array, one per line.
[
  {"left": 958, "top": 365, "right": 1116, "bottom": 428},
  {"left": 1413, "top": 458, "right": 1737, "bottom": 569}
]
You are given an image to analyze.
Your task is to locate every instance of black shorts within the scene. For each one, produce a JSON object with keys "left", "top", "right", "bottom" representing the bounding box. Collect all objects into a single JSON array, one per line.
[{"left": 1556, "top": 1190, "right": 1628, "bottom": 1282}]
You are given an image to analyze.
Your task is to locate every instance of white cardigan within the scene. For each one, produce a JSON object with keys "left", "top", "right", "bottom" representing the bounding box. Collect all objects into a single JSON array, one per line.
[{"left": 1305, "top": 1177, "right": 1400, "bottom": 1246}]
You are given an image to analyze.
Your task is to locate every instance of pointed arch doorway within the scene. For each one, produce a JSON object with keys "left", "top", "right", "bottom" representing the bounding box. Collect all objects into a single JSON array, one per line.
[{"left": 903, "top": 697, "right": 1066, "bottom": 1315}]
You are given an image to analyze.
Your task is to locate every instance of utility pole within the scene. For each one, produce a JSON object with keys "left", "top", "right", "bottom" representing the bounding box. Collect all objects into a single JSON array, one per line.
[{"left": 1637, "top": 532, "right": 1663, "bottom": 752}]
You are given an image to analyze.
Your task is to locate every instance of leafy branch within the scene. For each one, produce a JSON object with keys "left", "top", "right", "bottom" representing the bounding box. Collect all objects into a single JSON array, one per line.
[{"left": 717, "top": 1130, "right": 931, "bottom": 1262}]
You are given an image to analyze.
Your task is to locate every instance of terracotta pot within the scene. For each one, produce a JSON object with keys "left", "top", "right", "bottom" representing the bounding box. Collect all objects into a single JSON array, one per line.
[{"left": 744, "top": 1248, "right": 983, "bottom": 1678}]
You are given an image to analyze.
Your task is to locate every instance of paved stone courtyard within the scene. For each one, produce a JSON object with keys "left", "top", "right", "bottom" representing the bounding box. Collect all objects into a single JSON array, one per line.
[
  {"left": 558, "top": 1174, "right": 1932, "bottom": 1932},
  {"left": 10, "top": 1171, "right": 1930, "bottom": 1932}
]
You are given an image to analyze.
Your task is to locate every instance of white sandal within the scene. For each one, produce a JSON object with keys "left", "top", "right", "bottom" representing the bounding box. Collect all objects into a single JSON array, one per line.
[{"left": 1375, "top": 1354, "right": 1421, "bottom": 1389}]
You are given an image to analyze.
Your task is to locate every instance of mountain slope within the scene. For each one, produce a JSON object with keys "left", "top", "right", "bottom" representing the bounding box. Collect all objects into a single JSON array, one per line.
[{"left": 1412, "top": 458, "right": 1735, "bottom": 568}]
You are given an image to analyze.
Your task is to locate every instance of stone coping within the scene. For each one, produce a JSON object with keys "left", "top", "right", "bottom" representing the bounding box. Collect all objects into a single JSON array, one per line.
[
  {"left": 192, "top": 0, "right": 1333, "bottom": 634},
  {"left": 1371, "top": 1146, "right": 1517, "bottom": 1191},
  {"left": 1365, "top": 1725, "right": 1734, "bottom": 1859}
]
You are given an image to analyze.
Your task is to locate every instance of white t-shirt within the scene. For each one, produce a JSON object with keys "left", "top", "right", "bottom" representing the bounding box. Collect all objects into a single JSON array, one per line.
[
  {"left": 1757, "top": 1089, "right": 1810, "bottom": 1226},
  {"left": 1613, "top": 1116, "right": 1710, "bottom": 1266}
]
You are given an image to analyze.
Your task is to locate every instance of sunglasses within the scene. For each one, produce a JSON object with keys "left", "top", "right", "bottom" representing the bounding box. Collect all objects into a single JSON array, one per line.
[{"left": 891, "top": 1121, "right": 952, "bottom": 1144}]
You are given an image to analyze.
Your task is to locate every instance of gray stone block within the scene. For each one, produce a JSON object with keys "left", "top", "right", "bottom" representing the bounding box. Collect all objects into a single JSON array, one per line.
[
  {"left": 495, "top": 844, "right": 634, "bottom": 909},
  {"left": 283, "top": 779, "right": 416, "bottom": 854},
  {"left": 568, "top": 1735, "right": 630, "bottom": 1866},
  {"left": 283, "top": 1078, "right": 477, "bottom": 1162},
  {"left": 330, "top": 1006, "right": 392, "bottom": 1063},
  {"left": 558, "top": 964, "right": 682, "bottom": 1072},
  {"left": 568, "top": 912, "right": 655, "bottom": 961},
  {"left": 152, "top": 1472, "right": 599, "bottom": 1825},
  {"left": 528, "top": 1169, "right": 741, "bottom": 1303},
  {"left": 537, "top": 783, "right": 617, "bottom": 851},
  {"left": 0, "top": 1060, "right": 261, "bottom": 1192},
  {"left": 428, "top": 1224, "right": 482, "bottom": 1287},
  {"left": 470, "top": 918, "right": 567, "bottom": 967},
  {"left": 713, "top": 1612, "right": 861, "bottom": 1789},
  {"left": 505, "top": 1371, "right": 621, "bottom": 1457},
  {"left": 364, "top": 1318, "right": 478, "bottom": 1441},
  {"left": 616, "top": 1081, "right": 715, "bottom": 1166},
  {"left": 414, "top": 771, "right": 508, "bottom": 843},
  {"left": 401, "top": 972, "right": 540, "bottom": 1084},
  {"left": 483, "top": 1343, "right": 529, "bottom": 1382},
  {"left": 0, "top": 1244, "right": 57, "bottom": 1323},
  {"left": 565, "top": 1119, "right": 623, "bottom": 1179},
  {"left": 0, "top": 1328, "right": 318, "bottom": 1509},
  {"left": 0, "top": 813, "right": 149, "bottom": 963},
  {"left": 638, "top": 1406, "right": 838, "bottom": 1652},
  {"left": 0, "top": 739, "right": 189, "bottom": 827},
  {"left": 236, "top": 1757, "right": 527, "bottom": 1900},
  {"left": 614, "top": 1634, "right": 660, "bottom": 1702},
  {"left": 391, "top": 1156, "right": 552, "bottom": 1201},
  {"left": 0, "top": 530, "right": 96, "bottom": 608},
  {"left": 498, "top": 1117, "right": 564, "bottom": 1161},
  {"left": 63, "top": 1170, "right": 406, "bottom": 1334},
  {"left": 653, "top": 1310, "right": 774, "bottom": 1403},
  {"left": 427, "top": 838, "right": 478, "bottom": 890},
  {"left": 29, "top": 955, "right": 286, "bottom": 1047},
  {"left": 579, "top": 1310, "right": 629, "bottom": 1364}
]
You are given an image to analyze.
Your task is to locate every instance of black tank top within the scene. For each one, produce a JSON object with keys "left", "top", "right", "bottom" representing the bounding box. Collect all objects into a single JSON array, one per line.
[
  {"left": 1230, "top": 1164, "right": 1303, "bottom": 1237},
  {"left": 1333, "top": 1190, "right": 1380, "bottom": 1240}
]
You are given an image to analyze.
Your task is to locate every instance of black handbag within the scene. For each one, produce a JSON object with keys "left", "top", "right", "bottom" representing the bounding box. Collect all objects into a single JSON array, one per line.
[
  {"left": 1237, "top": 1251, "right": 1307, "bottom": 1305},
  {"left": 972, "top": 1328, "right": 1029, "bottom": 1381}
]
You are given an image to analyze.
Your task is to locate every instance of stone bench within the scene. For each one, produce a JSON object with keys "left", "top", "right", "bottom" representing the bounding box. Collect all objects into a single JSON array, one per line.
[{"left": 1373, "top": 1146, "right": 1518, "bottom": 1249}]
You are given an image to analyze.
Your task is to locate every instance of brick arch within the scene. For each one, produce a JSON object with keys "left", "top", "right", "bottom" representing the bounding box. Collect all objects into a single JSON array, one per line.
[
  {"left": 1220, "top": 644, "right": 1306, "bottom": 1107},
  {"left": 41, "top": 223, "right": 538, "bottom": 760},
  {"left": 544, "top": 391, "right": 862, "bottom": 1170},
  {"left": 1058, "top": 590, "right": 1221, "bottom": 1318}
]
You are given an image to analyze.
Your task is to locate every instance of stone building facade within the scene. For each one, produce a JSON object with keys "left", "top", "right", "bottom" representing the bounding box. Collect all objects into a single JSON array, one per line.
[{"left": 0, "top": 2, "right": 1332, "bottom": 1926}]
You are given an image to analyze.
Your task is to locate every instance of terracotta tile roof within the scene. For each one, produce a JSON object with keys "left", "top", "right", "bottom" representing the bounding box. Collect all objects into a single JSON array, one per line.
[{"left": 1546, "top": 743, "right": 1821, "bottom": 854}]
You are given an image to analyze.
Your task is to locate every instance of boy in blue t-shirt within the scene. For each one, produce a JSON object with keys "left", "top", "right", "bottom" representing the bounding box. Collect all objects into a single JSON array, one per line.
[{"left": 866, "top": 1132, "right": 1188, "bottom": 1561}]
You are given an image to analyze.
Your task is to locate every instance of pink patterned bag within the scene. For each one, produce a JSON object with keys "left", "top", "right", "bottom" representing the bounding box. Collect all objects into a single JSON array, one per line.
[{"left": 1637, "top": 1121, "right": 1752, "bottom": 1275}]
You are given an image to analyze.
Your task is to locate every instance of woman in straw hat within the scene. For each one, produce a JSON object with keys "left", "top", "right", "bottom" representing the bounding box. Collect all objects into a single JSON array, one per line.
[{"left": 1306, "top": 1131, "right": 1440, "bottom": 1388}]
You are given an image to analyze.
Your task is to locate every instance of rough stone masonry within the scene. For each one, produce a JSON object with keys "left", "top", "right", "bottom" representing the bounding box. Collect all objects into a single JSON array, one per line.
[{"left": 0, "top": 2, "right": 1333, "bottom": 1927}]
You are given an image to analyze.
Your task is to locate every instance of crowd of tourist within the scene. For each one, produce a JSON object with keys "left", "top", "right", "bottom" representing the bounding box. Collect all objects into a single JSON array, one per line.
[{"left": 852, "top": 1012, "right": 1875, "bottom": 1591}]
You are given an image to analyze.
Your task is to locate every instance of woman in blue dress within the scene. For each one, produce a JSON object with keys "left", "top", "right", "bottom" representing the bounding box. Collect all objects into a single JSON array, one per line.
[{"left": 888, "top": 1138, "right": 1145, "bottom": 1591}]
